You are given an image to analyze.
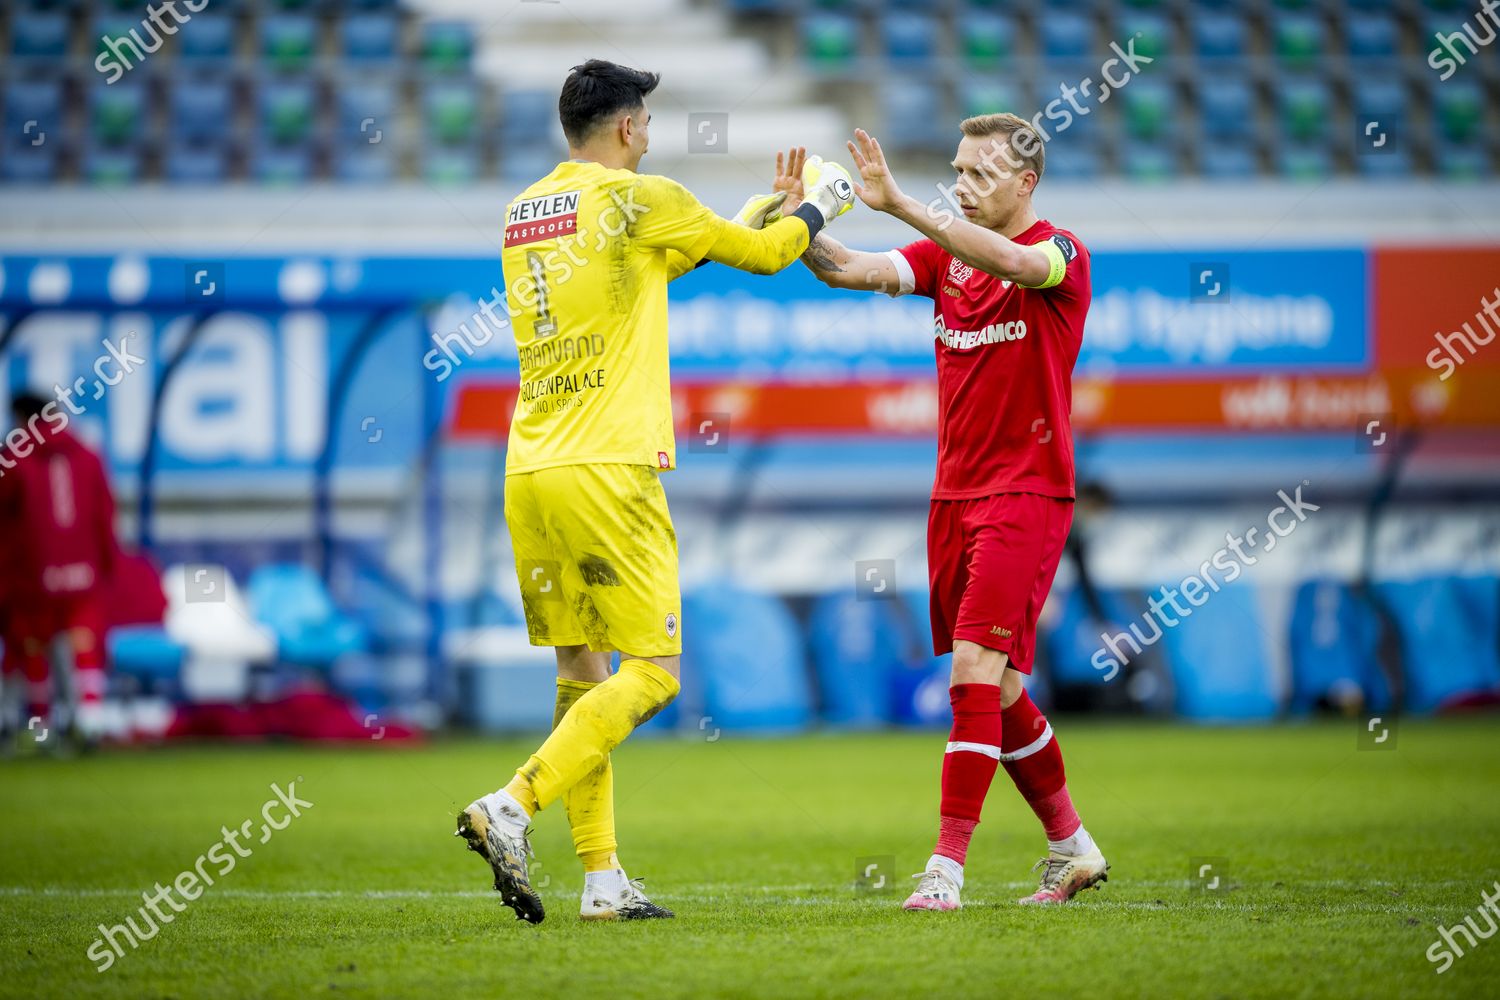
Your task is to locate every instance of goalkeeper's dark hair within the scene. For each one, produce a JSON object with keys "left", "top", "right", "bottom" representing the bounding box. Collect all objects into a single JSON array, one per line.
[
  {"left": 10, "top": 390, "right": 50, "bottom": 422},
  {"left": 558, "top": 60, "right": 660, "bottom": 146}
]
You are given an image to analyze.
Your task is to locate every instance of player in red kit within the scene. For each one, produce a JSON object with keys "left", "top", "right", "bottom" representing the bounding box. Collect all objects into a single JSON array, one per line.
[
  {"left": 0, "top": 392, "right": 119, "bottom": 746},
  {"left": 790, "top": 115, "right": 1107, "bottom": 909}
]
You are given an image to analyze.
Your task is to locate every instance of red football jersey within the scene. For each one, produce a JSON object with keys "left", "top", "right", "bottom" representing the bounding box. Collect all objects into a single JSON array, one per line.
[{"left": 892, "top": 219, "right": 1090, "bottom": 501}]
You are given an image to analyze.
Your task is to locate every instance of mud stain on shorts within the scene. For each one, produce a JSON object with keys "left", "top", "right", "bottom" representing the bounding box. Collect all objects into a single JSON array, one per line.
[{"left": 578, "top": 554, "right": 622, "bottom": 587}]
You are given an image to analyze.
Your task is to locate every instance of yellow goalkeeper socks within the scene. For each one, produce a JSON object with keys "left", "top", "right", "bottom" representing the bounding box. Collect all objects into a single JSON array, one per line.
[
  {"left": 552, "top": 678, "right": 620, "bottom": 873},
  {"left": 505, "top": 658, "right": 680, "bottom": 815}
]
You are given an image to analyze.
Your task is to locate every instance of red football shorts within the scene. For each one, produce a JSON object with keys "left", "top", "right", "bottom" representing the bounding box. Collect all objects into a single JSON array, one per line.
[{"left": 926, "top": 491, "right": 1074, "bottom": 673}]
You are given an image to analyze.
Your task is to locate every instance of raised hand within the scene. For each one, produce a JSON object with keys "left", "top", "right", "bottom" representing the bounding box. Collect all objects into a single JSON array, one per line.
[
  {"left": 773, "top": 146, "right": 807, "bottom": 215},
  {"left": 846, "top": 129, "right": 905, "bottom": 215}
]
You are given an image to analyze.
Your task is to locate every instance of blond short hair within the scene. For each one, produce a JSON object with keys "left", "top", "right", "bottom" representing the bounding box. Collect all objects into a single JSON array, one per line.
[{"left": 959, "top": 112, "right": 1045, "bottom": 182}]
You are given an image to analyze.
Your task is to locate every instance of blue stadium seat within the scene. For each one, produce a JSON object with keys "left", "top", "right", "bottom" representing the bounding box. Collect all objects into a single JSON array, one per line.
[
  {"left": 1121, "top": 139, "right": 1179, "bottom": 181},
  {"left": 251, "top": 146, "right": 316, "bottom": 185},
  {"left": 82, "top": 144, "right": 143, "bottom": 185},
  {"left": 1347, "top": 12, "right": 1399, "bottom": 59},
  {"left": 807, "top": 590, "right": 910, "bottom": 728},
  {"left": 1276, "top": 142, "right": 1334, "bottom": 180},
  {"left": 501, "top": 89, "right": 557, "bottom": 141},
  {"left": 1375, "top": 575, "right": 1500, "bottom": 712},
  {"left": 0, "top": 137, "right": 59, "bottom": 183},
  {"left": 179, "top": 13, "right": 235, "bottom": 62},
  {"left": 683, "top": 585, "right": 813, "bottom": 733},
  {"left": 4, "top": 76, "right": 64, "bottom": 144},
  {"left": 881, "top": 11, "right": 939, "bottom": 66},
  {"left": 10, "top": 11, "right": 69, "bottom": 60},
  {"left": 1039, "top": 11, "right": 1094, "bottom": 58},
  {"left": 335, "top": 75, "right": 399, "bottom": 140},
  {"left": 1156, "top": 583, "right": 1278, "bottom": 721},
  {"left": 421, "top": 145, "right": 482, "bottom": 185},
  {"left": 1435, "top": 142, "right": 1492, "bottom": 179},
  {"left": 1351, "top": 78, "right": 1410, "bottom": 132},
  {"left": 169, "top": 77, "right": 234, "bottom": 141},
  {"left": 1192, "top": 11, "right": 1248, "bottom": 60},
  {"left": 880, "top": 79, "right": 948, "bottom": 150},
  {"left": 1044, "top": 144, "right": 1105, "bottom": 180},
  {"left": 1355, "top": 146, "right": 1414, "bottom": 179},
  {"left": 331, "top": 141, "right": 398, "bottom": 184},
  {"left": 341, "top": 12, "right": 399, "bottom": 63},
  {"left": 248, "top": 563, "right": 370, "bottom": 668},
  {"left": 1287, "top": 581, "right": 1389, "bottom": 714},
  {"left": 1198, "top": 75, "right": 1255, "bottom": 138},
  {"left": 1200, "top": 141, "right": 1259, "bottom": 178},
  {"left": 164, "top": 137, "right": 231, "bottom": 184}
]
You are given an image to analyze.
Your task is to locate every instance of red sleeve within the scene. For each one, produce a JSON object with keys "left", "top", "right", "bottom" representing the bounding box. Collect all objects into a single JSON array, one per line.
[{"left": 896, "top": 238, "right": 947, "bottom": 299}]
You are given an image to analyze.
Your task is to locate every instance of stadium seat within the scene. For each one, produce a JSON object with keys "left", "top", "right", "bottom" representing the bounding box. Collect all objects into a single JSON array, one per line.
[
  {"left": 169, "top": 77, "right": 234, "bottom": 141},
  {"left": 959, "top": 80, "right": 1021, "bottom": 120},
  {"left": 0, "top": 137, "right": 59, "bottom": 183},
  {"left": 335, "top": 75, "right": 399, "bottom": 140},
  {"left": 1287, "top": 580, "right": 1390, "bottom": 714},
  {"left": 247, "top": 563, "right": 370, "bottom": 669},
  {"left": 256, "top": 77, "right": 317, "bottom": 146},
  {"left": 683, "top": 584, "right": 813, "bottom": 733},
  {"left": 1044, "top": 144, "right": 1105, "bottom": 180},
  {"left": 341, "top": 12, "right": 399, "bottom": 63},
  {"left": 962, "top": 12, "right": 1014, "bottom": 69},
  {"left": 261, "top": 14, "right": 318, "bottom": 72},
  {"left": 1191, "top": 11, "right": 1248, "bottom": 60},
  {"left": 1432, "top": 79, "right": 1484, "bottom": 143},
  {"left": 1198, "top": 75, "right": 1256, "bottom": 138},
  {"left": 1119, "top": 11, "right": 1171, "bottom": 63},
  {"left": 1434, "top": 142, "right": 1492, "bottom": 179},
  {"left": 1275, "top": 77, "right": 1332, "bottom": 142},
  {"left": 421, "top": 80, "right": 480, "bottom": 145},
  {"left": 332, "top": 140, "right": 398, "bottom": 183},
  {"left": 1375, "top": 575, "right": 1500, "bottom": 713},
  {"left": 164, "top": 137, "right": 232, "bottom": 184},
  {"left": 3, "top": 76, "right": 64, "bottom": 145},
  {"left": 1155, "top": 583, "right": 1278, "bottom": 722},
  {"left": 1200, "top": 141, "right": 1259, "bottom": 178},
  {"left": 1121, "top": 78, "right": 1175, "bottom": 139},
  {"left": 807, "top": 590, "right": 910, "bottom": 728},
  {"left": 1121, "top": 140, "right": 1179, "bottom": 181},
  {"left": 1276, "top": 142, "right": 1335, "bottom": 180},
  {"left": 1347, "top": 12, "right": 1399, "bottom": 59},
  {"left": 81, "top": 144, "right": 143, "bottom": 185},
  {"left": 1351, "top": 78, "right": 1410, "bottom": 133},
  {"left": 803, "top": 13, "right": 861, "bottom": 72},
  {"left": 179, "top": 12, "right": 235, "bottom": 62},
  {"left": 421, "top": 146, "right": 482, "bottom": 185},
  {"left": 1038, "top": 11, "right": 1094, "bottom": 59},
  {"left": 88, "top": 81, "right": 145, "bottom": 147},
  {"left": 500, "top": 89, "right": 557, "bottom": 142},
  {"left": 10, "top": 10, "right": 69, "bottom": 61},
  {"left": 420, "top": 20, "right": 474, "bottom": 74},
  {"left": 251, "top": 146, "right": 316, "bottom": 185},
  {"left": 881, "top": 12, "right": 939, "bottom": 66},
  {"left": 1272, "top": 12, "right": 1326, "bottom": 67},
  {"left": 880, "top": 79, "right": 948, "bottom": 150}
]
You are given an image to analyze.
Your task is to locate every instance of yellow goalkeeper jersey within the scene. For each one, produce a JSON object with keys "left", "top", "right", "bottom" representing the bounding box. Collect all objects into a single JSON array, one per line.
[{"left": 501, "top": 159, "right": 809, "bottom": 475}]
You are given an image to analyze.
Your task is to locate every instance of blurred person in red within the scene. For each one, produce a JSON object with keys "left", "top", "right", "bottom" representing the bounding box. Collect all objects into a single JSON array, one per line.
[{"left": 0, "top": 390, "right": 119, "bottom": 743}]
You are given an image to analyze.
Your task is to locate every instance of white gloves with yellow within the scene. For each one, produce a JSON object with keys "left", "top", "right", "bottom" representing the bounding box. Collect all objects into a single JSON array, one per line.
[{"left": 732, "top": 155, "right": 856, "bottom": 230}]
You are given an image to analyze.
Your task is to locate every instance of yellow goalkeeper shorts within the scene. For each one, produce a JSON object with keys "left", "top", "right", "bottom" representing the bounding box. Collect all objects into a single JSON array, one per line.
[{"left": 505, "top": 462, "right": 682, "bottom": 658}]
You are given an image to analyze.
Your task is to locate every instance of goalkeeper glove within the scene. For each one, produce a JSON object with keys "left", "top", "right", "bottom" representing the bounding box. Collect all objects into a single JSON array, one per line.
[
  {"left": 801, "top": 156, "right": 856, "bottom": 225},
  {"left": 732, "top": 191, "right": 789, "bottom": 229}
]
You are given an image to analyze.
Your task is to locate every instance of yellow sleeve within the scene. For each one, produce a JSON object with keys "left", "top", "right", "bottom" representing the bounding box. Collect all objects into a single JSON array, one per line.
[
  {"left": 666, "top": 250, "right": 698, "bottom": 281},
  {"left": 698, "top": 214, "right": 810, "bottom": 276}
]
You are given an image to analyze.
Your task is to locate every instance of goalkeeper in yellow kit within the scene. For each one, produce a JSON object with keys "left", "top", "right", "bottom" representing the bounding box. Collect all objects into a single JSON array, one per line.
[{"left": 457, "top": 59, "right": 856, "bottom": 924}]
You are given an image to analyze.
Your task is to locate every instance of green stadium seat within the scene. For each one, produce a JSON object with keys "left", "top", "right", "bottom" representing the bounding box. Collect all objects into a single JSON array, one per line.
[
  {"left": 1277, "top": 143, "right": 1334, "bottom": 181},
  {"left": 89, "top": 82, "right": 144, "bottom": 147},
  {"left": 803, "top": 14, "right": 860, "bottom": 71},
  {"left": 1122, "top": 80, "right": 1175, "bottom": 140},
  {"left": 1433, "top": 80, "right": 1483, "bottom": 143},
  {"left": 258, "top": 78, "right": 317, "bottom": 146},
  {"left": 1273, "top": 13, "right": 1326, "bottom": 68},
  {"left": 421, "top": 22, "right": 474, "bottom": 75},
  {"left": 1276, "top": 78, "right": 1331, "bottom": 142},
  {"left": 261, "top": 14, "right": 317, "bottom": 72},
  {"left": 961, "top": 12, "right": 1014, "bottom": 69},
  {"left": 1119, "top": 12, "right": 1171, "bottom": 65},
  {"left": 959, "top": 81, "right": 1020, "bottom": 120},
  {"left": 423, "top": 82, "right": 479, "bottom": 145}
]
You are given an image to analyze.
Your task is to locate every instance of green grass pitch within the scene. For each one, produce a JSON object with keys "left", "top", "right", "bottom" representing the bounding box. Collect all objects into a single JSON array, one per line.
[{"left": 3, "top": 718, "right": 1499, "bottom": 998}]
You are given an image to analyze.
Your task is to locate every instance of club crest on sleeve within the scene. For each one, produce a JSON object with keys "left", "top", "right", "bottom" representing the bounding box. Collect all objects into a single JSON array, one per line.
[{"left": 665, "top": 612, "right": 678, "bottom": 638}]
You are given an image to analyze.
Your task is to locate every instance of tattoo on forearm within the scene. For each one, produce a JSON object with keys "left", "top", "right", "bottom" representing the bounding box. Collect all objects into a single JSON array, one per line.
[{"left": 802, "top": 235, "right": 846, "bottom": 273}]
